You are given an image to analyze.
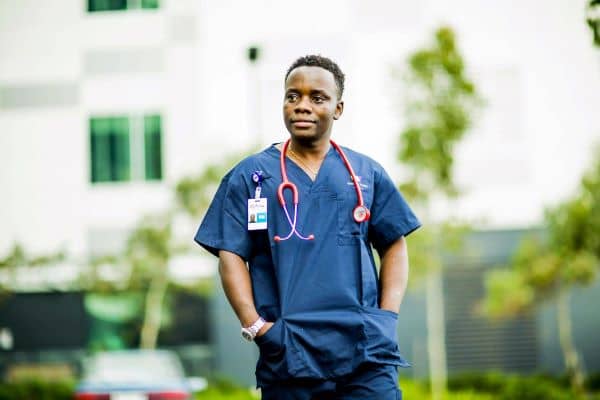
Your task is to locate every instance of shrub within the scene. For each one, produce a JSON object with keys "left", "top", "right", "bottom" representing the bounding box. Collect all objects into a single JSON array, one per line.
[
  {"left": 446, "top": 371, "right": 588, "bottom": 400},
  {"left": 587, "top": 372, "right": 600, "bottom": 392},
  {"left": 500, "top": 376, "right": 574, "bottom": 400},
  {"left": 195, "top": 377, "right": 258, "bottom": 400},
  {"left": 447, "top": 371, "right": 507, "bottom": 393},
  {"left": 0, "top": 380, "right": 74, "bottom": 400},
  {"left": 401, "top": 379, "right": 495, "bottom": 399}
]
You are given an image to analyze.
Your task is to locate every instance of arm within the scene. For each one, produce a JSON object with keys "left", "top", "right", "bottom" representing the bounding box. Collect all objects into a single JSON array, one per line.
[
  {"left": 378, "top": 236, "right": 410, "bottom": 313},
  {"left": 218, "top": 250, "right": 272, "bottom": 336}
]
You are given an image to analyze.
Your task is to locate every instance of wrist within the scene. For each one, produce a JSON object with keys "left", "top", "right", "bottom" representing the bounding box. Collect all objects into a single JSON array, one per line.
[
  {"left": 256, "top": 321, "right": 272, "bottom": 337},
  {"left": 241, "top": 314, "right": 260, "bottom": 328},
  {"left": 238, "top": 305, "right": 261, "bottom": 327},
  {"left": 379, "top": 299, "right": 401, "bottom": 313},
  {"left": 241, "top": 316, "right": 266, "bottom": 341}
]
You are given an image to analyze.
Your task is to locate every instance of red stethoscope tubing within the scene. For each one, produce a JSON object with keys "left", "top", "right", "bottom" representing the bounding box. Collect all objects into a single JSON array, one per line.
[
  {"left": 273, "top": 139, "right": 369, "bottom": 242},
  {"left": 277, "top": 139, "right": 297, "bottom": 205},
  {"left": 329, "top": 140, "right": 370, "bottom": 223}
]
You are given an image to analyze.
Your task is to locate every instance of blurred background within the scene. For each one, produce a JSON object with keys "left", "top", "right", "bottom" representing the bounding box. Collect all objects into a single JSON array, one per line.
[{"left": 1, "top": 0, "right": 599, "bottom": 399}]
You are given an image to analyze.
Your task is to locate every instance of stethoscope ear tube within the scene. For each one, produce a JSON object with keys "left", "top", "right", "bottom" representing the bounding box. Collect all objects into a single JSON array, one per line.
[
  {"left": 273, "top": 139, "right": 370, "bottom": 242},
  {"left": 330, "top": 140, "right": 370, "bottom": 223},
  {"left": 277, "top": 182, "right": 298, "bottom": 205}
]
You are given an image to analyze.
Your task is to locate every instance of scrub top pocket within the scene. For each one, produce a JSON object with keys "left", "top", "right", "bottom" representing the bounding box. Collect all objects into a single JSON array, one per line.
[
  {"left": 255, "top": 319, "right": 285, "bottom": 359},
  {"left": 360, "top": 307, "right": 410, "bottom": 367},
  {"left": 255, "top": 319, "right": 296, "bottom": 383},
  {"left": 336, "top": 191, "right": 365, "bottom": 246},
  {"left": 286, "top": 309, "right": 364, "bottom": 378}
]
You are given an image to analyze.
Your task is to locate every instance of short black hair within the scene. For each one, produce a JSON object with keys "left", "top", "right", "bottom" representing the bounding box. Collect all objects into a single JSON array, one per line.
[{"left": 285, "top": 55, "right": 345, "bottom": 98}]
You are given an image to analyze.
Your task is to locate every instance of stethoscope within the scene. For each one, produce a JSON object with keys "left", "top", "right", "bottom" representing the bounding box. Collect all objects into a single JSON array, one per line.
[{"left": 271, "top": 139, "right": 370, "bottom": 242}]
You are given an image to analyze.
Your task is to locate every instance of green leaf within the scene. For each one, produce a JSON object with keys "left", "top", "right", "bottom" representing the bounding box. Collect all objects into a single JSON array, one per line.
[
  {"left": 397, "top": 26, "right": 482, "bottom": 204},
  {"left": 482, "top": 269, "right": 534, "bottom": 319}
]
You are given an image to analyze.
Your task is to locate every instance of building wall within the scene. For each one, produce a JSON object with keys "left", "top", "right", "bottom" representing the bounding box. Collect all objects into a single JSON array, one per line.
[
  {"left": 0, "top": 0, "right": 199, "bottom": 259},
  {"left": 1, "top": 0, "right": 599, "bottom": 259}
]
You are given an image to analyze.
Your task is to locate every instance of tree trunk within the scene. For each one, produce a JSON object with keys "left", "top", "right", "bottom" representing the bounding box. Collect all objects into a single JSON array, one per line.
[
  {"left": 140, "top": 268, "right": 169, "bottom": 349},
  {"left": 426, "top": 269, "right": 448, "bottom": 400},
  {"left": 556, "top": 288, "right": 585, "bottom": 395}
]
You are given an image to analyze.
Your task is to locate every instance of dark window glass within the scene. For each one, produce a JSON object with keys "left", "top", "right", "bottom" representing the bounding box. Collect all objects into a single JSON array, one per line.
[
  {"left": 90, "top": 117, "right": 130, "bottom": 182},
  {"left": 141, "top": 0, "right": 159, "bottom": 9},
  {"left": 144, "top": 114, "right": 162, "bottom": 180},
  {"left": 88, "top": 0, "right": 127, "bottom": 12},
  {"left": 88, "top": 0, "right": 159, "bottom": 12}
]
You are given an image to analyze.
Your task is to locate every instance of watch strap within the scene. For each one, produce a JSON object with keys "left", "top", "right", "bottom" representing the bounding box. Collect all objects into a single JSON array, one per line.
[{"left": 241, "top": 317, "right": 266, "bottom": 341}]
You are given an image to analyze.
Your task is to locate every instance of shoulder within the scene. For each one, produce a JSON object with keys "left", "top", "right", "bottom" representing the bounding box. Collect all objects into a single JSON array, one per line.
[{"left": 337, "top": 145, "right": 387, "bottom": 177}]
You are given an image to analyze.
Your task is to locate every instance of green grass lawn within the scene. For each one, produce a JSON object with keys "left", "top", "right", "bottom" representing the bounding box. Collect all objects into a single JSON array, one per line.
[
  {"left": 194, "top": 380, "right": 496, "bottom": 400},
  {"left": 401, "top": 380, "right": 496, "bottom": 400},
  {"left": 1, "top": 373, "right": 597, "bottom": 400}
]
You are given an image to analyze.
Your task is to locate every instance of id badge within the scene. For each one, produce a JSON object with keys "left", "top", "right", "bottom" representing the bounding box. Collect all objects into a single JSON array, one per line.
[{"left": 248, "top": 198, "right": 268, "bottom": 230}]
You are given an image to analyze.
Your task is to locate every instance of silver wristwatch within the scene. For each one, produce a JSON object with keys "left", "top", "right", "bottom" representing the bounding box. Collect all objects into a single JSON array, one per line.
[{"left": 241, "top": 317, "right": 266, "bottom": 341}]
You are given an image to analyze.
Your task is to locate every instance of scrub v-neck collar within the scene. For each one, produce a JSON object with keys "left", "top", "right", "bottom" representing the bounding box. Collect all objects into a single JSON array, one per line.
[{"left": 269, "top": 143, "right": 336, "bottom": 188}]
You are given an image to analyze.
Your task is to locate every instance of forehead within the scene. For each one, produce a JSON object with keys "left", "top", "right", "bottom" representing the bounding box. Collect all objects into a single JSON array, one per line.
[{"left": 285, "top": 66, "right": 337, "bottom": 94}]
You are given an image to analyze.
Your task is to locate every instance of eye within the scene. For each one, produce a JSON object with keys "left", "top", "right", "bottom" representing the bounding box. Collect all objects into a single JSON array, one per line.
[
  {"left": 312, "top": 95, "right": 325, "bottom": 103},
  {"left": 286, "top": 93, "right": 298, "bottom": 102}
]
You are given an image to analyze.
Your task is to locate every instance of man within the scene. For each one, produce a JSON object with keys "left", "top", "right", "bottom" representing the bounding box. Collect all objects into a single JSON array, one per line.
[{"left": 195, "top": 55, "right": 420, "bottom": 399}]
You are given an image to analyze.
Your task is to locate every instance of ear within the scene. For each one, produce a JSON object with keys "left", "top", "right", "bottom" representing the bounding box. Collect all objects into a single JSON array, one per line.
[{"left": 333, "top": 101, "right": 344, "bottom": 120}]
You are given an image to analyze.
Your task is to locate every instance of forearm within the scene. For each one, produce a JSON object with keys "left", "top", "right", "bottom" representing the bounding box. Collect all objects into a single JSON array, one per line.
[
  {"left": 218, "top": 250, "right": 261, "bottom": 327},
  {"left": 378, "top": 236, "right": 410, "bottom": 313}
]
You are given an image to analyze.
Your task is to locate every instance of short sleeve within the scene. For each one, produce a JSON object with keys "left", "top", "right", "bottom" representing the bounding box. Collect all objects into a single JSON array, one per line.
[
  {"left": 193, "top": 168, "right": 252, "bottom": 260},
  {"left": 368, "top": 165, "right": 421, "bottom": 252}
]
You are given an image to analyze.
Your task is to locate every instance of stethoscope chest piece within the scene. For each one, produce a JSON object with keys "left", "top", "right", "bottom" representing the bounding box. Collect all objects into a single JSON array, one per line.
[{"left": 353, "top": 205, "right": 370, "bottom": 223}]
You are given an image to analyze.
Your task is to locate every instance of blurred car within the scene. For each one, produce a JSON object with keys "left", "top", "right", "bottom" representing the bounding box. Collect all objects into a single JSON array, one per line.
[{"left": 74, "top": 349, "right": 207, "bottom": 400}]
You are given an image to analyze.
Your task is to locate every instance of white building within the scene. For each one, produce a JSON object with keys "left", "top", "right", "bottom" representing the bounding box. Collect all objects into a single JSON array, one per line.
[{"left": 1, "top": 0, "right": 599, "bottom": 263}]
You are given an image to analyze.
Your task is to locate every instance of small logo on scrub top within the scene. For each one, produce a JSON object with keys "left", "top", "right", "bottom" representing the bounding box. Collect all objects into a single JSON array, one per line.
[{"left": 347, "top": 176, "right": 369, "bottom": 189}]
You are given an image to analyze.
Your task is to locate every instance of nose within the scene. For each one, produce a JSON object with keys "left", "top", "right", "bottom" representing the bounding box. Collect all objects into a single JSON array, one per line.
[{"left": 294, "top": 96, "right": 311, "bottom": 114}]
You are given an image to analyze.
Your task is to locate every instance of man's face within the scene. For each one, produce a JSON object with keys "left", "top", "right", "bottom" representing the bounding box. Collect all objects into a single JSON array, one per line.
[{"left": 283, "top": 66, "right": 343, "bottom": 144}]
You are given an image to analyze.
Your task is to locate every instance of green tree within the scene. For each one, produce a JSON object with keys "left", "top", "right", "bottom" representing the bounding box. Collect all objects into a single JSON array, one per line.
[
  {"left": 175, "top": 151, "right": 252, "bottom": 218},
  {"left": 587, "top": 0, "right": 600, "bottom": 47},
  {"left": 123, "top": 150, "right": 250, "bottom": 349},
  {"left": 483, "top": 148, "right": 600, "bottom": 395},
  {"left": 396, "top": 26, "right": 481, "bottom": 400},
  {"left": 77, "top": 150, "right": 251, "bottom": 350},
  {"left": 133, "top": 156, "right": 243, "bottom": 348},
  {"left": 0, "top": 245, "right": 66, "bottom": 294},
  {"left": 125, "top": 212, "right": 175, "bottom": 349}
]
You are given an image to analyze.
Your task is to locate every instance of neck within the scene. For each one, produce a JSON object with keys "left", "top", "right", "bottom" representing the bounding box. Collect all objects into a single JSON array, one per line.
[{"left": 289, "top": 137, "right": 331, "bottom": 161}]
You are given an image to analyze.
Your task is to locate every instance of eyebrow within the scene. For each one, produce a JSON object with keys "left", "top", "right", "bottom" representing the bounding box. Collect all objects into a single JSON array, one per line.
[{"left": 285, "top": 88, "right": 331, "bottom": 97}]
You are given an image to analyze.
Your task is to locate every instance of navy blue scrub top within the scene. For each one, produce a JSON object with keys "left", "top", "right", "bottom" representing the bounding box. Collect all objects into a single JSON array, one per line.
[{"left": 194, "top": 144, "right": 421, "bottom": 386}]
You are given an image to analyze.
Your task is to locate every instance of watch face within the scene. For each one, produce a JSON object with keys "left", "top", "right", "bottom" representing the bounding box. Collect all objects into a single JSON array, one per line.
[{"left": 241, "top": 329, "right": 254, "bottom": 341}]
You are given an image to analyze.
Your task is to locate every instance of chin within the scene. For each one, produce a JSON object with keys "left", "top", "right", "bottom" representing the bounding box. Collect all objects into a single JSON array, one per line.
[
  {"left": 292, "top": 135, "right": 319, "bottom": 147},
  {"left": 290, "top": 129, "right": 325, "bottom": 144}
]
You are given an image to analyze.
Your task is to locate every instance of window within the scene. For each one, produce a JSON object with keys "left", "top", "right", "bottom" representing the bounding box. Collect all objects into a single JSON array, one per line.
[
  {"left": 90, "top": 114, "right": 162, "bottom": 183},
  {"left": 143, "top": 115, "right": 162, "bottom": 180},
  {"left": 88, "top": 0, "right": 159, "bottom": 12}
]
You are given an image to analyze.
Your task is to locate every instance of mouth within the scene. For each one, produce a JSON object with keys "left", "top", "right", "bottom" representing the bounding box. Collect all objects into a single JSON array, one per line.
[{"left": 291, "top": 120, "right": 316, "bottom": 128}]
